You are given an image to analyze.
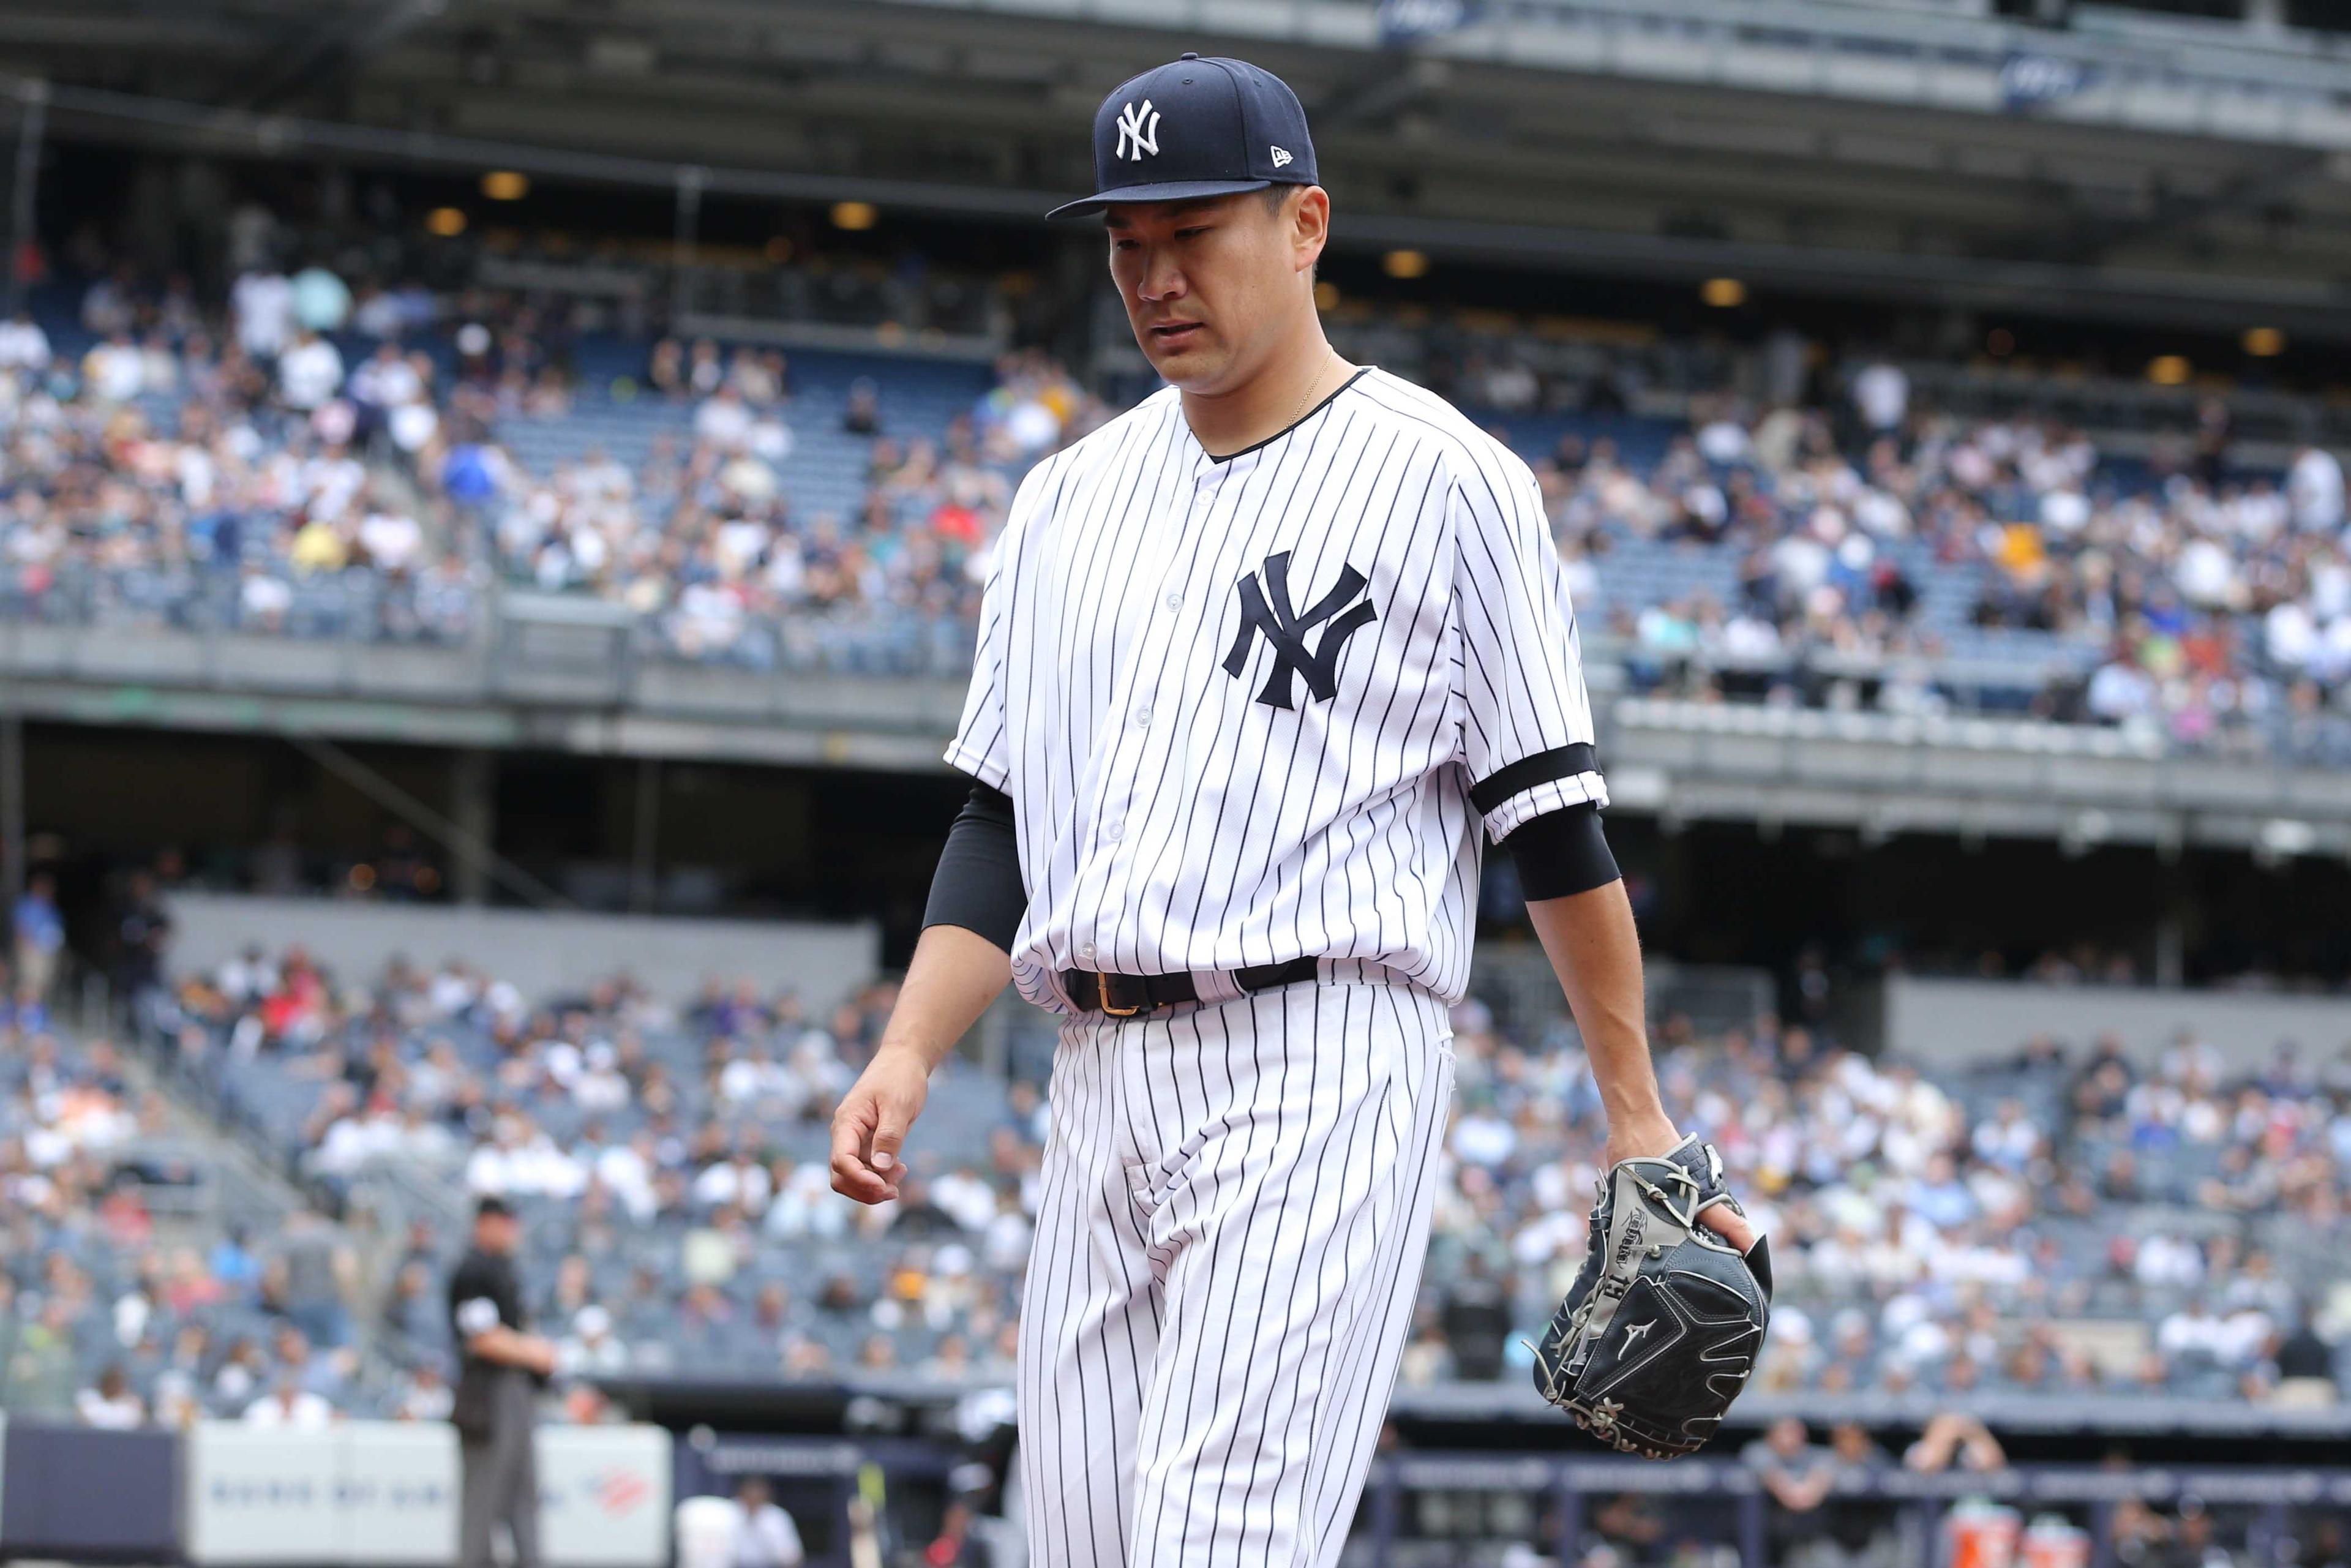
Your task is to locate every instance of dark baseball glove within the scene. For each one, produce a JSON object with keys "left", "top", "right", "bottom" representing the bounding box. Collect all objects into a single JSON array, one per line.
[{"left": 1529, "top": 1135, "right": 1772, "bottom": 1458}]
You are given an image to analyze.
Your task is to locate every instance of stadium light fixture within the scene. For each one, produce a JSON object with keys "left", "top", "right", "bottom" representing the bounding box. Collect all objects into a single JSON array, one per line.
[
  {"left": 1382, "top": 249, "right": 1430, "bottom": 280},
  {"left": 2147, "top": 354, "right": 2191, "bottom": 385},
  {"left": 427, "top": 206, "right": 468, "bottom": 236},
  {"left": 831, "top": 201, "right": 879, "bottom": 231},
  {"left": 2241, "top": 326, "right": 2285, "bottom": 357},
  {"left": 481, "top": 170, "right": 530, "bottom": 201},
  {"left": 1700, "top": 277, "right": 1746, "bottom": 308}
]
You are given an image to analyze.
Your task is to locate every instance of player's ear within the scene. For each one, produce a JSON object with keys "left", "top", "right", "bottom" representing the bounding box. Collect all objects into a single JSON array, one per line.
[{"left": 1291, "top": 186, "right": 1330, "bottom": 274}]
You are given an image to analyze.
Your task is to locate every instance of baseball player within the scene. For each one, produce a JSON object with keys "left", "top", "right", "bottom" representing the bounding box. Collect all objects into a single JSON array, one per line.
[{"left": 831, "top": 53, "right": 1762, "bottom": 1565}]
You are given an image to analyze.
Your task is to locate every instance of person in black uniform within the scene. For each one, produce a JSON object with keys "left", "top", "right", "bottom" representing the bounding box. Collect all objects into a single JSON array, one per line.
[{"left": 448, "top": 1196, "right": 558, "bottom": 1568}]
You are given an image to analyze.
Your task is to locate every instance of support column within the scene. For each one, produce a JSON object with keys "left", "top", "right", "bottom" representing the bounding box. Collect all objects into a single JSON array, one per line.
[
  {"left": 449, "top": 749, "right": 496, "bottom": 906},
  {"left": 0, "top": 708, "right": 23, "bottom": 918},
  {"left": 1554, "top": 1474, "right": 1583, "bottom": 1568},
  {"left": 1736, "top": 1488, "right": 1766, "bottom": 1568},
  {"left": 1368, "top": 1461, "right": 1401, "bottom": 1568},
  {"left": 6, "top": 82, "right": 44, "bottom": 318},
  {"left": 2154, "top": 910, "right": 2185, "bottom": 989},
  {"left": 670, "top": 166, "right": 704, "bottom": 326},
  {"left": 628, "top": 756, "right": 660, "bottom": 913},
  {"left": 2154, "top": 852, "right": 2188, "bottom": 988}
]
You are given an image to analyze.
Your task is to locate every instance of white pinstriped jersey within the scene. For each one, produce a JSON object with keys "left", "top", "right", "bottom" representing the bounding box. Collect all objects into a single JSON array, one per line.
[{"left": 944, "top": 366, "right": 1606, "bottom": 1011}]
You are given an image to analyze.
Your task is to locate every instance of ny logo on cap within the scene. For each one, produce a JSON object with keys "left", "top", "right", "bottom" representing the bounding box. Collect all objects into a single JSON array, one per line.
[
  {"left": 1223, "top": 551, "right": 1376, "bottom": 709},
  {"left": 1115, "top": 99, "right": 1161, "bottom": 162}
]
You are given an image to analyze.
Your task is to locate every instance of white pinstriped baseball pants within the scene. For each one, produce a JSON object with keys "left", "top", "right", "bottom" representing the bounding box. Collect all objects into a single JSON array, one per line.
[{"left": 1018, "top": 976, "right": 1455, "bottom": 1568}]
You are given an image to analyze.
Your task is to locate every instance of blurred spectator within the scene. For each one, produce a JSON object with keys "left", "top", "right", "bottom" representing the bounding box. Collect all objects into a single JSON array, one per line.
[
  {"left": 13, "top": 870, "right": 65, "bottom": 1004},
  {"left": 232, "top": 264, "right": 294, "bottom": 359},
  {"left": 842, "top": 377, "right": 882, "bottom": 436},
  {"left": 2165, "top": 1500, "right": 2230, "bottom": 1568},
  {"left": 1741, "top": 1416, "right": 1901, "bottom": 1568},
  {"left": 290, "top": 263, "right": 353, "bottom": 334},
  {"left": 277, "top": 1209, "right": 358, "bottom": 1348},
  {"left": 694, "top": 384, "right": 754, "bottom": 450},
  {"left": 2289, "top": 440, "right": 2344, "bottom": 535},
  {"left": 1586, "top": 1492, "right": 1668, "bottom": 1564},
  {"left": 242, "top": 1374, "right": 334, "bottom": 1428},
  {"left": 278, "top": 327, "right": 345, "bottom": 410},
  {"left": 2272, "top": 1313, "right": 2339, "bottom": 1406},
  {"left": 1817, "top": 1422, "right": 1899, "bottom": 1568},
  {"left": 0, "top": 308, "right": 50, "bottom": 370},
  {"left": 83, "top": 331, "right": 144, "bottom": 402},
  {"left": 1851, "top": 357, "right": 1907, "bottom": 437},
  {"left": 396, "top": 1362, "right": 456, "bottom": 1422},
  {"left": 76, "top": 1363, "right": 147, "bottom": 1428},
  {"left": 1745, "top": 1416, "right": 1839, "bottom": 1564},
  {"left": 110, "top": 871, "right": 172, "bottom": 1013},
  {"left": 726, "top": 1476, "right": 805, "bottom": 1568},
  {"left": 1903, "top": 1411, "right": 2008, "bottom": 1473},
  {"left": 1438, "top": 1250, "right": 1513, "bottom": 1381}
]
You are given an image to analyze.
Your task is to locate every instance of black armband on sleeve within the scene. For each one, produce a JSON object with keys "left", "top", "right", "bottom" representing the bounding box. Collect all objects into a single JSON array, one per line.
[
  {"left": 922, "top": 781, "right": 1026, "bottom": 952},
  {"left": 1503, "top": 801, "right": 1620, "bottom": 901}
]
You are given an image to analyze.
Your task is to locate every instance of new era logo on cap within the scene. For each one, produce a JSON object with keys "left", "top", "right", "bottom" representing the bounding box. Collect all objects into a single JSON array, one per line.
[{"left": 1047, "top": 53, "right": 1319, "bottom": 220}]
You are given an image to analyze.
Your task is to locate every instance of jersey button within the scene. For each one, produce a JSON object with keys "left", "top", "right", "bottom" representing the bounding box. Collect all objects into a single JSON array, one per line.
[
  {"left": 1132, "top": 706, "right": 1153, "bottom": 728},
  {"left": 1163, "top": 591, "right": 1182, "bottom": 613},
  {"left": 1103, "top": 820, "right": 1124, "bottom": 842}
]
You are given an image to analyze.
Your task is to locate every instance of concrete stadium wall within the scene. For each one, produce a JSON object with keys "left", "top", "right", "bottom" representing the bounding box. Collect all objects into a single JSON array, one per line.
[
  {"left": 164, "top": 893, "right": 880, "bottom": 1007},
  {"left": 1884, "top": 976, "right": 2351, "bottom": 1073}
]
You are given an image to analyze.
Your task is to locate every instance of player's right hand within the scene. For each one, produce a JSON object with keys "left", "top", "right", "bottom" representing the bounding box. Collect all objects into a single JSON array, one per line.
[{"left": 830, "top": 1045, "right": 932, "bottom": 1204}]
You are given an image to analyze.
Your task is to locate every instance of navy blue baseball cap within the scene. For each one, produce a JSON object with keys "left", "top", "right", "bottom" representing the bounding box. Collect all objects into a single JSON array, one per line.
[{"left": 1046, "top": 53, "right": 1319, "bottom": 221}]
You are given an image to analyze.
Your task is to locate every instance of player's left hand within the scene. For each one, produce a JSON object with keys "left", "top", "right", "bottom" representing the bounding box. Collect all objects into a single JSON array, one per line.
[{"left": 1605, "top": 1114, "right": 1758, "bottom": 1254}]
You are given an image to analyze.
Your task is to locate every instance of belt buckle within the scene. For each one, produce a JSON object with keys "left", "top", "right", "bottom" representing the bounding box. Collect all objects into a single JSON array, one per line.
[{"left": 1096, "top": 973, "right": 1144, "bottom": 1018}]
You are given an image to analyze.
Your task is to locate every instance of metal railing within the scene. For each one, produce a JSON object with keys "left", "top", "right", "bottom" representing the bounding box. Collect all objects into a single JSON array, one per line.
[{"left": 0, "top": 561, "right": 479, "bottom": 647}]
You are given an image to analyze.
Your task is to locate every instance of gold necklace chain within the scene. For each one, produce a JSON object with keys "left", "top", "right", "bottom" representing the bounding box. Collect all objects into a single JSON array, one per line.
[{"left": 1285, "top": 353, "right": 1341, "bottom": 432}]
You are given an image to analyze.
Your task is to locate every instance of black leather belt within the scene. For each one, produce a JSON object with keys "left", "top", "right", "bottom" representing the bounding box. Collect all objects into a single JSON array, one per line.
[{"left": 1060, "top": 956, "right": 1321, "bottom": 1018}]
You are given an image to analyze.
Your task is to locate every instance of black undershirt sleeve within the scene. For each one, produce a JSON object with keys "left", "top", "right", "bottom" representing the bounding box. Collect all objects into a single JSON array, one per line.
[
  {"left": 1502, "top": 800, "right": 1621, "bottom": 902},
  {"left": 921, "top": 781, "right": 1026, "bottom": 953}
]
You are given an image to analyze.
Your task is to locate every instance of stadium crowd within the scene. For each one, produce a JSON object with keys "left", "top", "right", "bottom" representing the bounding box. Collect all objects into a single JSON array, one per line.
[
  {"left": 2, "top": 248, "right": 2349, "bottom": 753},
  {"left": 0, "top": 253, "right": 1099, "bottom": 669},
  {"left": 1538, "top": 380, "right": 2351, "bottom": 760},
  {"left": 0, "top": 1009, "right": 425, "bottom": 1428},
  {"left": 488, "top": 342, "right": 1093, "bottom": 669},
  {"left": 9, "top": 936, "right": 2320, "bottom": 1433}
]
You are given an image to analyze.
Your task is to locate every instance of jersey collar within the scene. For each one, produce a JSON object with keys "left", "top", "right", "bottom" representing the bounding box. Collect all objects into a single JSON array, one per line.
[{"left": 1187, "top": 366, "right": 1371, "bottom": 466}]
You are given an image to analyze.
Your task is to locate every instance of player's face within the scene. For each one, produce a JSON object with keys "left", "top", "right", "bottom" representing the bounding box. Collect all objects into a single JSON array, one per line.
[{"left": 1105, "top": 190, "right": 1323, "bottom": 392}]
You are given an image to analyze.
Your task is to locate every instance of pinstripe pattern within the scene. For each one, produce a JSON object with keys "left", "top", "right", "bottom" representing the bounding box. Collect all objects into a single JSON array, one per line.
[
  {"left": 1018, "top": 981, "right": 1455, "bottom": 1568},
  {"left": 943, "top": 367, "right": 1607, "bottom": 1013}
]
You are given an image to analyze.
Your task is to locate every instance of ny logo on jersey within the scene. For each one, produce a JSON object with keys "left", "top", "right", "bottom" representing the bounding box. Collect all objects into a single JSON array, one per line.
[
  {"left": 1221, "top": 550, "right": 1377, "bottom": 710},
  {"left": 1115, "top": 99, "right": 1161, "bottom": 162}
]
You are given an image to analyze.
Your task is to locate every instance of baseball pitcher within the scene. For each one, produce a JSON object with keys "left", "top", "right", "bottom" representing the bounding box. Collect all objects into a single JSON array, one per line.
[{"left": 831, "top": 52, "right": 1772, "bottom": 1567}]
